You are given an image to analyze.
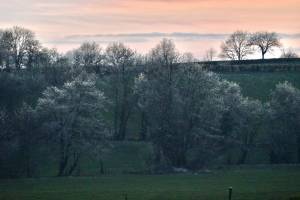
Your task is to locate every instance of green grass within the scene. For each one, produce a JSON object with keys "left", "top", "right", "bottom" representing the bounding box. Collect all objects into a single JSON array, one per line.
[
  {"left": 220, "top": 72, "right": 300, "bottom": 101},
  {"left": 1, "top": 167, "right": 300, "bottom": 200}
]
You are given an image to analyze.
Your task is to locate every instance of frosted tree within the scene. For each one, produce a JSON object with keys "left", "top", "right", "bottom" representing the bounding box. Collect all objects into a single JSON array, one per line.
[
  {"left": 267, "top": 82, "right": 300, "bottom": 163},
  {"left": 37, "top": 72, "right": 108, "bottom": 176}
]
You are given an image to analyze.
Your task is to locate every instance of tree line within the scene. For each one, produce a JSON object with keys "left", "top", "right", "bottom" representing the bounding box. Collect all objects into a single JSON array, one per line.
[
  {"left": 0, "top": 27, "right": 300, "bottom": 178},
  {"left": 205, "top": 31, "right": 298, "bottom": 61}
]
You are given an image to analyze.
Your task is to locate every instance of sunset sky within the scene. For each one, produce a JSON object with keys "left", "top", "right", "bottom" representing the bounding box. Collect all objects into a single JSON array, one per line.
[{"left": 0, "top": 0, "right": 300, "bottom": 58}]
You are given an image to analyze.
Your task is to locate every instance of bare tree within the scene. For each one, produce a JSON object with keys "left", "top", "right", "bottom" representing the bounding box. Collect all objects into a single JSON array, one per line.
[
  {"left": 0, "top": 30, "right": 13, "bottom": 71},
  {"left": 220, "top": 31, "right": 253, "bottom": 61},
  {"left": 181, "top": 52, "right": 198, "bottom": 63},
  {"left": 148, "top": 38, "right": 180, "bottom": 67},
  {"left": 73, "top": 42, "right": 104, "bottom": 73},
  {"left": 0, "top": 29, "right": 3, "bottom": 68},
  {"left": 147, "top": 38, "right": 180, "bottom": 87},
  {"left": 105, "top": 42, "right": 136, "bottom": 140},
  {"left": 280, "top": 48, "right": 298, "bottom": 58},
  {"left": 9, "top": 26, "right": 37, "bottom": 70},
  {"left": 249, "top": 32, "right": 281, "bottom": 59},
  {"left": 25, "top": 39, "right": 41, "bottom": 70},
  {"left": 204, "top": 48, "right": 217, "bottom": 61}
]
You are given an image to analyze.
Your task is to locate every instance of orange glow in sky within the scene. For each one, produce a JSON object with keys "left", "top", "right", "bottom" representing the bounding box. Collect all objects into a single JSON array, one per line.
[{"left": 0, "top": 0, "right": 299, "bottom": 57}]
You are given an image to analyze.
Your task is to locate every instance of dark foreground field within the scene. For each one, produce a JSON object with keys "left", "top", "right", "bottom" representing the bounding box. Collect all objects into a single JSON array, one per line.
[{"left": 1, "top": 167, "right": 300, "bottom": 200}]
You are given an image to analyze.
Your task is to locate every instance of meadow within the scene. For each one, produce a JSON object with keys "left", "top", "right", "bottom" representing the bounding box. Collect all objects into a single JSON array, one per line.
[
  {"left": 1, "top": 167, "right": 300, "bottom": 200},
  {"left": 220, "top": 71, "right": 300, "bottom": 101}
]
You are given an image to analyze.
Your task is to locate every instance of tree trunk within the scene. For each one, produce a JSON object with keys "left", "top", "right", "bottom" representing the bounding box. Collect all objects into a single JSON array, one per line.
[
  {"left": 113, "top": 87, "right": 120, "bottom": 140},
  {"left": 226, "top": 153, "right": 233, "bottom": 165},
  {"left": 57, "top": 137, "right": 70, "bottom": 176},
  {"left": 154, "top": 146, "right": 162, "bottom": 165},
  {"left": 27, "top": 55, "right": 33, "bottom": 71},
  {"left": 175, "top": 149, "right": 187, "bottom": 167},
  {"left": 118, "top": 112, "right": 127, "bottom": 140},
  {"left": 297, "top": 136, "right": 300, "bottom": 163},
  {"left": 99, "top": 159, "right": 104, "bottom": 175},
  {"left": 25, "top": 152, "right": 33, "bottom": 178},
  {"left": 269, "top": 149, "right": 277, "bottom": 164},
  {"left": 237, "top": 149, "right": 248, "bottom": 165},
  {"left": 15, "top": 56, "right": 21, "bottom": 71},
  {"left": 139, "top": 111, "right": 148, "bottom": 140},
  {"left": 116, "top": 69, "right": 131, "bottom": 141},
  {"left": 118, "top": 90, "right": 128, "bottom": 141},
  {"left": 5, "top": 58, "right": 10, "bottom": 72},
  {"left": 67, "top": 152, "right": 80, "bottom": 176}
]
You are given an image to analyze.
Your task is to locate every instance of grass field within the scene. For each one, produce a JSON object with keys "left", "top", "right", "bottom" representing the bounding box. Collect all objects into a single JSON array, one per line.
[
  {"left": 220, "top": 72, "right": 300, "bottom": 101},
  {"left": 1, "top": 167, "right": 300, "bottom": 200}
]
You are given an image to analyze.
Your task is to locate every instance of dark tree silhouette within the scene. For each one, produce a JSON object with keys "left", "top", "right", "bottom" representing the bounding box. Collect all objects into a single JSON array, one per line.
[
  {"left": 249, "top": 32, "right": 281, "bottom": 59},
  {"left": 220, "top": 31, "right": 253, "bottom": 61}
]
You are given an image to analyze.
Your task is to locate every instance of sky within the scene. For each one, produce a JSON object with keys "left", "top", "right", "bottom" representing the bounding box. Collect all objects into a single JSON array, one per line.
[{"left": 0, "top": 0, "right": 300, "bottom": 58}]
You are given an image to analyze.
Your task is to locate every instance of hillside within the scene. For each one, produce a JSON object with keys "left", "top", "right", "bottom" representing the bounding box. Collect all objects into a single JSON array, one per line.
[
  {"left": 199, "top": 58, "right": 300, "bottom": 72},
  {"left": 220, "top": 71, "right": 300, "bottom": 101}
]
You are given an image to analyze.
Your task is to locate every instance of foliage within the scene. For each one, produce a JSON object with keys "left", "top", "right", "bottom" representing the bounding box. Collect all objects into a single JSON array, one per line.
[
  {"left": 266, "top": 82, "right": 300, "bottom": 163},
  {"left": 136, "top": 58, "right": 265, "bottom": 170},
  {"left": 0, "top": 26, "right": 299, "bottom": 178},
  {"left": 37, "top": 72, "right": 108, "bottom": 176},
  {"left": 104, "top": 42, "right": 137, "bottom": 140}
]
